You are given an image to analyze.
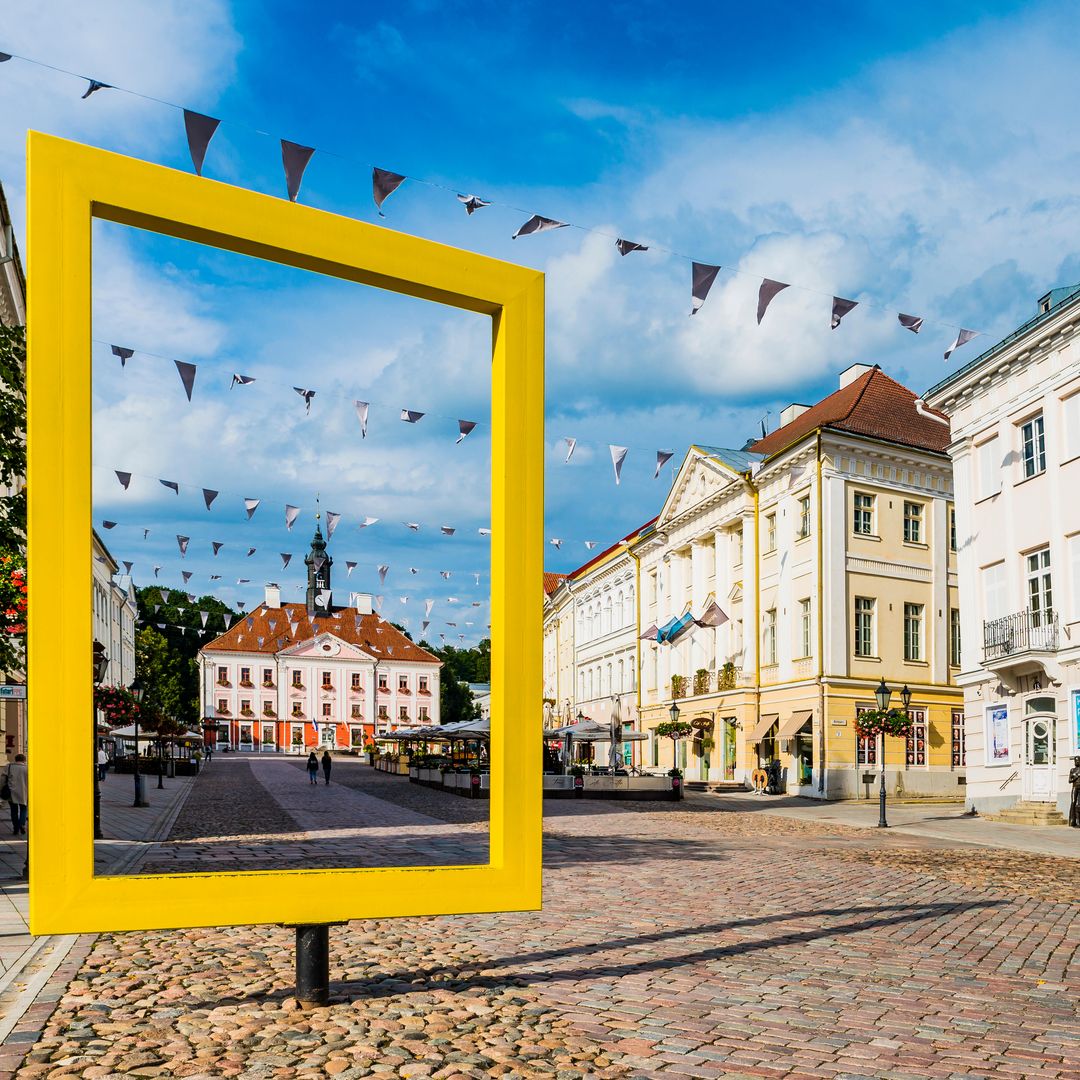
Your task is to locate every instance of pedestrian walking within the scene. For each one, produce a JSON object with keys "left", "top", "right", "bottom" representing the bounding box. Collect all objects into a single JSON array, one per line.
[
  {"left": 96, "top": 746, "right": 109, "bottom": 781},
  {"left": 3, "top": 754, "right": 28, "bottom": 835},
  {"left": 306, "top": 751, "right": 319, "bottom": 785},
  {"left": 321, "top": 750, "right": 332, "bottom": 785},
  {"left": 205, "top": 744, "right": 213, "bottom": 763}
]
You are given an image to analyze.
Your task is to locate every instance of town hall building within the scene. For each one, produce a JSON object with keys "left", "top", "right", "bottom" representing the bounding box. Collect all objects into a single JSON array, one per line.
[{"left": 198, "top": 521, "right": 442, "bottom": 752}]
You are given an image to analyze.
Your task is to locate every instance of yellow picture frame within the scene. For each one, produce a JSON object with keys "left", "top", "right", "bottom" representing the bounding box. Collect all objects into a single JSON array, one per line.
[{"left": 26, "top": 131, "right": 544, "bottom": 934}]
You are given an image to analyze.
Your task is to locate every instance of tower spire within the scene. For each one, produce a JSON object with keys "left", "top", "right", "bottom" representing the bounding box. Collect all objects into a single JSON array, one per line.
[{"left": 304, "top": 496, "right": 333, "bottom": 616}]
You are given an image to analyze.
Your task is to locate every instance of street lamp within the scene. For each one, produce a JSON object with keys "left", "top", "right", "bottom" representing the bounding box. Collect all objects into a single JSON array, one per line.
[
  {"left": 91, "top": 642, "right": 108, "bottom": 840},
  {"left": 129, "top": 678, "right": 148, "bottom": 808},
  {"left": 872, "top": 680, "right": 912, "bottom": 829},
  {"left": 668, "top": 701, "right": 680, "bottom": 725}
]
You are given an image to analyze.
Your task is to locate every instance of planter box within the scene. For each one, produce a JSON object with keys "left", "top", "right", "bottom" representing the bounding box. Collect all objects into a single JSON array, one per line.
[{"left": 543, "top": 775, "right": 676, "bottom": 800}]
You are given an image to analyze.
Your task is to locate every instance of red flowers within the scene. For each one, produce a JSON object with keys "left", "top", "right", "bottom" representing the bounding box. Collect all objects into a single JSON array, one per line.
[{"left": 0, "top": 552, "right": 27, "bottom": 637}]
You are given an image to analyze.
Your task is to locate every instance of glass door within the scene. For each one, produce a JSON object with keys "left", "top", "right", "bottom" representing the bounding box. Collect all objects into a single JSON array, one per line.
[
  {"left": 1023, "top": 716, "right": 1056, "bottom": 801},
  {"left": 238, "top": 722, "right": 254, "bottom": 751},
  {"left": 289, "top": 723, "right": 304, "bottom": 754}
]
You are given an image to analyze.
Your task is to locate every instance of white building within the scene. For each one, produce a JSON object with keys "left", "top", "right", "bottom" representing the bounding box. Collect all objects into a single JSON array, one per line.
[
  {"left": 92, "top": 529, "right": 137, "bottom": 689},
  {"left": 926, "top": 285, "right": 1080, "bottom": 821},
  {"left": 198, "top": 524, "right": 441, "bottom": 752}
]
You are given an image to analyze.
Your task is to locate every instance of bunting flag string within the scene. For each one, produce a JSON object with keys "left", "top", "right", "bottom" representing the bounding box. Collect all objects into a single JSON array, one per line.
[
  {"left": 654, "top": 450, "right": 674, "bottom": 479},
  {"left": 609, "top": 445, "right": 628, "bottom": 486},
  {"left": 616, "top": 239, "right": 648, "bottom": 256},
  {"left": 202, "top": 488, "right": 218, "bottom": 510},
  {"left": 354, "top": 400, "right": 369, "bottom": 438},
  {"left": 231, "top": 373, "right": 255, "bottom": 388},
  {"left": 0, "top": 48, "right": 992, "bottom": 355},
  {"left": 456, "top": 420, "right": 476, "bottom": 444},
  {"left": 831, "top": 297, "right": 858, "bottom": 330},
  {"left": 944, "top": 328, "right": 979, "bottom": 361},
  {"left": 563, "top": 437, "right": 577, "bottom": 464},
  {"left": 293, "top": 387, "right": 315, "bottom": 413},
  {"left": 756, "top": 279, "right": 789, "bottom": 324},
  {"left": 691, "top": 263, "right": 720, "bottom": 315}
]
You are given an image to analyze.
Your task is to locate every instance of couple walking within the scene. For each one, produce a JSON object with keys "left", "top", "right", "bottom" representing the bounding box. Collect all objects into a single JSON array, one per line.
[{"left": 307, "top": 750, "right": 332, "bottom": 785}]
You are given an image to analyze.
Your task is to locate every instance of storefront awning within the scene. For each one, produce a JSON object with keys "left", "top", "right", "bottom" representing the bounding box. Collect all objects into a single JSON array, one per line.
[
  {"left": 750, "top": 713, "right": 779, "bottom": 743},
  {"left": 778, "top": 710, "right": 813, "bottom": 740}
]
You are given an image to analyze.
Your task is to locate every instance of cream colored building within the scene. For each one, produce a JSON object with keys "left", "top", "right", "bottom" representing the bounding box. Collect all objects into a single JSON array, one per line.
[
  {"left": 925, "top": 285, "right": 1080, "bottom": 820},
  {"left": 636, "top": 364, "right": 964, "bottom": 798},
  {"left": 92, "top": 530, "right": 138, "bottom": 691},
  {"left": 541, "top": 573, "right": 572, "bottom": 728}
]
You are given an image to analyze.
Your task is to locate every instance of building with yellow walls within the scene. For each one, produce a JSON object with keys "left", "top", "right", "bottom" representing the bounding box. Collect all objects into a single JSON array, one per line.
[{"left": 634, "top": 364, "right": 965, "bottom": 798}]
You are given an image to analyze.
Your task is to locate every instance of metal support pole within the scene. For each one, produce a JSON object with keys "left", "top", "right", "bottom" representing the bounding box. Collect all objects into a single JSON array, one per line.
[
  {"left": 878, "top": 732, "right": 888, "bottom": 828},
  {"left": 133, "top": 718, "right": 148, "bottom": 807},
  {"left": 295, "top": 924, "right": 330, "bottom": 1006},
  {"left": 93, "top": 717, "right": 103, "bottom": 840},
  {"left": 157, "top": 743, "right": 165, "bottom": 789}
]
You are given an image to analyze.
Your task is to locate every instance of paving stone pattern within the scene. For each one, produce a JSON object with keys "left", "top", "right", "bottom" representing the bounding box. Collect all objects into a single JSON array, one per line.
[{"left": 8, "top": 770, "right": 1080, "bottom": 1078}]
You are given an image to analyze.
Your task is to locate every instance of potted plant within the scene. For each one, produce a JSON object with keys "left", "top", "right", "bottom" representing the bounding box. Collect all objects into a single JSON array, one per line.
[
  {"left": 670, "top": 674, "right": 687, "bottom": 699},
  {"left": 717, "top": 662, "right": 737, "bottom": 691},
  {"left": 693, "top": 669, "right": 710, "bottom": 697}
]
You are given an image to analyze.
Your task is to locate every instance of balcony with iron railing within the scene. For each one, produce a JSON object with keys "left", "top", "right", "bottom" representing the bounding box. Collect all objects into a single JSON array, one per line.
[{"left": 982, "top": 608, "right": 1060, "bottom": 684}]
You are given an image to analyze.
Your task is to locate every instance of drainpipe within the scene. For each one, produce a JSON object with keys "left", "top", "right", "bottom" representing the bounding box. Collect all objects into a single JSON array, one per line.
[
  {"left": 740, "top": 470, "right": 761, "bottom": 779},
  {"left": 624, "top": 541, "right": 644, "bottom": 770}
]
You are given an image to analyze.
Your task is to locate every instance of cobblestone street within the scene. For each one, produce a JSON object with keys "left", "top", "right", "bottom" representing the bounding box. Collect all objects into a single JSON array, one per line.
[{"left": 5, "top": 764, "right": 1077, "bottom": 1078}]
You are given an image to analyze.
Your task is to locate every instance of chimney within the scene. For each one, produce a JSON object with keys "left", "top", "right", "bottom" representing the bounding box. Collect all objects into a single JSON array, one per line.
[
  {"left": 264, "top": 583, "right": 281, "bottom": 609},
  {"left": 351, "top": 592, "right": 373, "bottom": 615},
  {"left": 779, "top": 402, "right": 810, "bottom": 427},
  {"left": 839, "top": 362, "right": 874, "bottom": 389}
]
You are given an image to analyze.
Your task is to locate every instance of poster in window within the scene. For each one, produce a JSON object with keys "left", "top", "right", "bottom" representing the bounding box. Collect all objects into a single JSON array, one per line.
[
  {"left": 1073, "top": 691, "right": 1080, "bottom": 752},
  {"left": 985, "top": 704, "right": 1010, "bottom": 764}
]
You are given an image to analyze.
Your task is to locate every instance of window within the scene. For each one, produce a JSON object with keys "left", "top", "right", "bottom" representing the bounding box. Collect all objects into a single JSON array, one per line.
[
  {"left": 351, "top": 704, "right": 362, "bottom": 718},
  {"left": 1071, "top": 534, "right": 1080, "bottom": 621},
  {"left": 239, "top": 667, "right": 252, "bottom": 685},
  {"left": 903, "top": 603, "right": 924, "bottom": 662},
  {"left": 977, "top": 436, "right": 1001, "bottom": 498},
  {"left": 399, "top": 706, "right": 409, "bottom": 720},
  {"left": 732, "top": 528, "right": 743, "bottom": 567},
  {"left": 949, "top": 508, "right": 957, "bottom": 553},
  {"left": 378, "top": 705, "right": 388, "bottom": 720},
  {"left": 799, "top": 599, "right": 812, "bottom": 659},
  {"left": 419, "top": 675, "right": 429, "bottom": 693},
  {"left": 1021, "top": 414, "right": 1046, "bottom": 478},
  {"left": 853, "top": 492, "right": 874, "bottom": 535},
  {"left": 321, "top": 670, "right": 333, "bottom": 689},
  {"left": 982, "top": 562, "right": 1007, "bottom": 622},
  {"left": 217, "top": 698, "right": 228, "bottom": 714},
  {"left": 291, "top": 702, "right": 302, "bottom": 717},
  {"left": 216, "top": 665, "right": 229, "bottom": 685},
  {"left": 798, "top": 496, "right": 811, "bottom": 539},
  {"left": 765, "top": 513, "right": 777, "bottom": 552},
  {"left": 291, "top": 670, "right": 302, "bottom": 688},
  {"left": 856, "top": 705, "right": 877, "bottom": 765},
  {"left": 419, "top": 706, "right": 429, "bottom": 722},
  {"left": 262, "top": 668, "right": 274, "bottom": 687},
  {"left": 854, "top": 597, "right": 875, "bottom": 657},
  {"left": 950, "top": 608, "right": 961, "bottom": 667},
  {"left": 378, "top": 673, "right": 388, "bottom": 690},
  {"left": 263, "top": 701, "right": 275, "bottom": 716},
  {"left": 351, "top": 672, "right": 362, "bottom": 691},
  {"left": 398, "top": 675, "right": 409, "bottom": 691},
  {"left": 1063, "top": 393, "right": 1080, "bottom": 461},
  {"left": 905, "top": 708, "right": 927, "bottom": 766},
  {"left": 903, "top": 502, "right": 923, "bottom": 544},
  {"left": 763, "top": 609, "right": 777, "bottom": 665},
  {"left": 240, "top": 698, "right": 252, "bottom": 715},
  {"left": 322, "top": 702, "right": 332, "bottom": 717},
  {"left": 951, "top": 708, "right": 966, "bottom": 768},
  {"left": 1027, "top": 547, "right": 1053, "bottom": 626}
]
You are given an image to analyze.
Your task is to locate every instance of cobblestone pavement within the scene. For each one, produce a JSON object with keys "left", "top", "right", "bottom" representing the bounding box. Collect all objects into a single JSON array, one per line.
[
  {"left": 8, "top": 776, "right": 1080, "bottom": 1079},
  {"left": 126, "top": 757, "right": 488, "bottom": 875}
]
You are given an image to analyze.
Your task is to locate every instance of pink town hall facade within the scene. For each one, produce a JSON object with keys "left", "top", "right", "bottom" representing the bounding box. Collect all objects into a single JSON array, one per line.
[{"left": 198, "top": 524, "right": 441, "bottom": 752}]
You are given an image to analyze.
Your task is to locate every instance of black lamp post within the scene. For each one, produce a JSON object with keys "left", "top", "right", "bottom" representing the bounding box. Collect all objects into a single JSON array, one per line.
[
  {"left": 129, "top": 678, "right": 148, "bottom": 807},
  {"left": 873, "top": 680, "right": 913, "bottom": 828},
  {"left": 156, "top": 731, "right": 165, "bottom": 789},
  {"left": 668, "top": 701, "right": 680, "bottom": 724},
  {"left": 91, "top": 643, "right": 109, "bottom": 840}
]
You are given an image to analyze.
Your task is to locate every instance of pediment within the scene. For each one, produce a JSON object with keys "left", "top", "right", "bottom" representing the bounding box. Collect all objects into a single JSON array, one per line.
[
  {"left": 281, "top": 632, "right": 374, "bottom": 662},
  {"left": 659, "top": 450, "right": 742, "bottom": 526}
]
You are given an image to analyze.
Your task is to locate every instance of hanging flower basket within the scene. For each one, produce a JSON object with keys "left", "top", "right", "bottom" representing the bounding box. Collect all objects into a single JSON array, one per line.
[
  {"left": 0, "top": 553, "right": 27, "bottom": 637},
  {"left": 93, "top": 684, "right": 142, "bottom": 728},
  {"left": 854, "top": 708, "right": 914, "bottom": 741}
]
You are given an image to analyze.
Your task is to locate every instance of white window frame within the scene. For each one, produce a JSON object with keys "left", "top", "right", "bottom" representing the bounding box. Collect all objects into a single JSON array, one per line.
[
  {"left": 1021, "top": 414, "right": 1046, "bottom": 478},
  {"left": 1026, "top": 546, "right": 1053, "bottom": 626},
  {"left": 798, "top": 496, "right": 811, "bottom": 539},
  {"left": 799, "top": 598, "right": 812, "bottom": 659},
  {"left": 982, "top": 562, "right": 1007, "bottom": 623},
  {"left": 763, "top": 609, "right": 777, "bottom": 665},
  {"left": 903, "top": 603, "right": 924, "bottom": 662},
  {"left": 977, "top": 436, "right": 1001, "bottom": 499},
  {"left": 903, "top": 501, "right": 923, "bottom": 544},
  {"left": 854, "top": 597, "right": 875, "bottom": 658},
  {"left": 950, "top": 607, "right": 961, "bottom": 667},
  {"left": 904, "top": 707, "right": 927, "bottom": 768},
  {"left": 766, "top": 513, "right": 777, "bottom": 553},
  {"left": 853, "top": 492, "right": 875, "bottom": 536},
  {"left": 1063, "top": 392, "right": 1080, "bottom": 462}
]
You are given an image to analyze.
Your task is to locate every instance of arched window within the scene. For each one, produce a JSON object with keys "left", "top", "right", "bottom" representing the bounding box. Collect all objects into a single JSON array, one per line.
[
  {"left": 616, "top": 591, "right": 624, "bottom": 627},
  {"left": 624, "top": 587, "right": 634, "bottom": 626},
  {"left": 618, "top": 658, "right": 625, "bottom": 691}
]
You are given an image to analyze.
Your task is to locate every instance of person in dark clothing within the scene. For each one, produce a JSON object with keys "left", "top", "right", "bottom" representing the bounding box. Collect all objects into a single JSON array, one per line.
[
  {"left": 321, "top": 750, "right": 332, "bottom": 785},
  {"left": 306, "top": 751, "right": 319, "bottom": 785}
]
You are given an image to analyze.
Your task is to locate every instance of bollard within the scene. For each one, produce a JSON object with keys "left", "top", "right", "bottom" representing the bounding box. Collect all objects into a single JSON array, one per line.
[
  {"left": 573, "top": 774, "right": 584, "bottom": 799},
  {"left": 671, "top": 774, "right": 682, "bottom": 801},
  {"left": 295, "top": 924, "right": 330, "bottom": 1006},
  {"left": 470, "top": 772, "right": 481, "bottom": 799}
]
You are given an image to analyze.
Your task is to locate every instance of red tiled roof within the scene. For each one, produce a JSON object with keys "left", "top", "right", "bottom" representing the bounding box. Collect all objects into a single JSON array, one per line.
[
  {"left": 569, "top": 517, "right": 659, "bottom": 580},
  {"left": 750, "top": 367, "right": 950, "bottom": 458},
  {"left": 202, "top": 602, "right": 441, "bottom": 664},
  {"left": 543, "top": 572, "right": 567, "bottom": 596}
]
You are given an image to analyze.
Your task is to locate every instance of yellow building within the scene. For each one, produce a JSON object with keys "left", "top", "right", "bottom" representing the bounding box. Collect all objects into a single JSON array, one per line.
[{"left": 636, "top": 364, "right": 964, "bottom": 798}]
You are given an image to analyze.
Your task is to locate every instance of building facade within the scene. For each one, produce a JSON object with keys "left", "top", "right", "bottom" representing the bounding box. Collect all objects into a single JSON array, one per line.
[
  {"left": 92, "top": 530, "right": 138, "bottom": 691},
  {"left": 925, "top": 286, "right": 1080, "bottom": 819},
  {"left": 633, "top": 365, "right": 964, "bottom": 798},
  {"left": 0, "top": 182, "right": 25, "bottom": 757},
  {"left": 199, "top": 526, "right": 441, "bottom": 752}
]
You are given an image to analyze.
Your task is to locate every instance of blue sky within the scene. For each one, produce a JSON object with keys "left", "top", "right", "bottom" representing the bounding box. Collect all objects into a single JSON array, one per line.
[{"left": 2, "top": 1, "right": 1079, "bottom": 641}]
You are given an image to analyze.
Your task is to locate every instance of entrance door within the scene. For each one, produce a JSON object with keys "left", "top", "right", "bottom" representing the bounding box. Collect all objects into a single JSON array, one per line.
[
  {"left": 290, "top": 724, "right": 304, "bottom": 754},
  {"left": 260, "top": 723, "right": 275, "bottom": 752},
  {"left": 1023, "top": 715, "right": 1056, "bottom": 801},
  {"left": 238, "top": 722, "right": 254, "bottom": 751},
  {"left": 319, "top": 723, "right": 336, "bottom": 749}
]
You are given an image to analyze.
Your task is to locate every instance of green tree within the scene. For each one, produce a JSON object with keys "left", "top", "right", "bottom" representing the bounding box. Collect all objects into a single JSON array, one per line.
[{"left": 439, "top": 677, "right": 479, "bottom": 726}]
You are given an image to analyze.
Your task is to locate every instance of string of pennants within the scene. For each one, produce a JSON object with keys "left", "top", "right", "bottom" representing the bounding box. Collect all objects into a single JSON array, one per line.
[
  {"left": 1, "top": 48, "right": 983, "bottom": 365},
  {"left": 100, "top": 341, "right": 681, "bottom": 480},
  {"left": 97, "top": 465, "right": 617, "bottom": 550}
]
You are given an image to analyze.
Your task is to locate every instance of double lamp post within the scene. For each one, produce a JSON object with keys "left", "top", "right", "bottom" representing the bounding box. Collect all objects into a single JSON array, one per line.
[{"left": 873, "top": 677, "right": 911, "bottom": 829}]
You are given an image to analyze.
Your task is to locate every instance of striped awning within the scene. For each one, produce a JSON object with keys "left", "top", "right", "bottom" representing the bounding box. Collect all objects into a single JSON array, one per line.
[
  {"left": 750, "top": 713, "right": 779, "bottom": 743},
  {"left": 778, "top": 710, "right": 813, "bottom": 740}
]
